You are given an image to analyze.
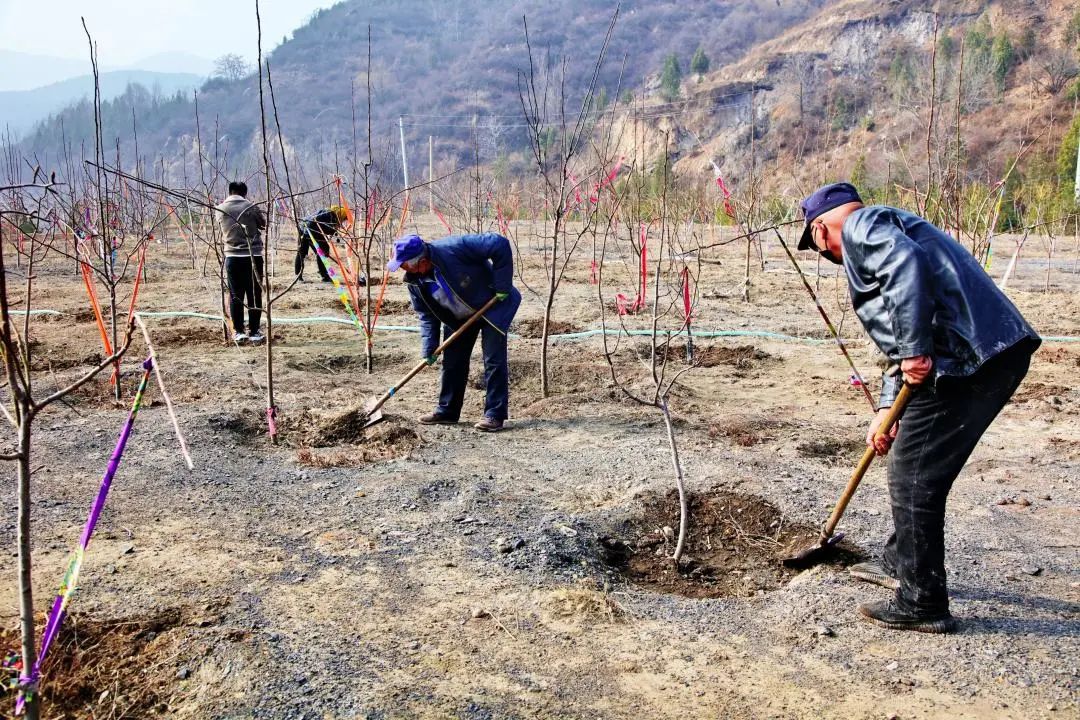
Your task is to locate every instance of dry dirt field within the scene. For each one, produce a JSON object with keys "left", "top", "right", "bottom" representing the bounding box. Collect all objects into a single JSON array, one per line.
[{"left": 1, "top": 220, "right": 1077, "bottom": 719}]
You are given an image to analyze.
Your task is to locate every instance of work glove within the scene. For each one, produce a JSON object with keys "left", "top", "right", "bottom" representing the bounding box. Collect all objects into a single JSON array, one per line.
[
  {"left": 495, "top": 291, "right": 510, "bottom": 302},
  {"left": 424, "top": 355, "right": 438, "bottom": 366}
]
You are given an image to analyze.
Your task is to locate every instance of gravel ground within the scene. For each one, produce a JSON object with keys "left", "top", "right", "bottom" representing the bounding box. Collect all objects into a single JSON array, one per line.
[{"left": 1, "top": 225, "right": 1077, "bottom": 719}]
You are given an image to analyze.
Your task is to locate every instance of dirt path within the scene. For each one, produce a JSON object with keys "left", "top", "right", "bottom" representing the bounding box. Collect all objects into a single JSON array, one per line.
[{"left": 1, "top": 227, "right": 1077, "bottom": 718}]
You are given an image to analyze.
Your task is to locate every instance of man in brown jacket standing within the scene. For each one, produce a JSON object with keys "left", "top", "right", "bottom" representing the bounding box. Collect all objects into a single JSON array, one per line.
[{"left": 215, "top": 181, "right": 267, "bottom": 344}]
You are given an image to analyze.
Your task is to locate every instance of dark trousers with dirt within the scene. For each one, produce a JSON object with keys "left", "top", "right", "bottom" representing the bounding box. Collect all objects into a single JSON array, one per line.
[
  {"left": 882, "top": 343, "right": 1032, "bottom": 617},
  {"left": 225, "top": 256, "right": 264, "bottom": 334},
  {"left": 436, "top": 321, "right": 509, "bottom": 422},
  {"left": 294, "top": 230, "right": 331, "bottom": 280}
]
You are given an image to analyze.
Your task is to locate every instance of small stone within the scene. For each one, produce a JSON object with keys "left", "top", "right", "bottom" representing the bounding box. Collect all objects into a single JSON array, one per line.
[
  {"left": 122, "top": 545, "right": 135, "bottom": 555},
  {"left": 495, "top": 536, "right": 524, "bottom": 554},
  {"left": 175, "top": 667, "right": 191, "bottom": 680},
  {"left": 885, "top": 661, "right": 899, "bottom": 672},
  {"left": 1021, "top": 566, "right": 1042, "bottom": 576},
  {"left": 1016, "top": 497, "right": 1032, "bottom": 507},
  {"left": 814, "top": 625, "right": 835, "bottom": 638},
  {"left": 471, "top": 607, "right": 489, "bottom": 619}
]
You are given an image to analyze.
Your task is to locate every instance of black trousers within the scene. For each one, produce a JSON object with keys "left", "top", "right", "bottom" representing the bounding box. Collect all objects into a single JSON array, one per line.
[
  {"left": 225, "top": 256, "right": 263, "bottom": 334},
  {"left": 882, "top": 344, "right": 1032, "bottom": 616},
  {"left": 436, "top": 321, "right": 510, "bottom": 422},
  {"left": 295, "top": 231, "right": 331, "bottom": 280}
]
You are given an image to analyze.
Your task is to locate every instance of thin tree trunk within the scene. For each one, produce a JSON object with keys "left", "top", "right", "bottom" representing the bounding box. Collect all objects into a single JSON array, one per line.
[
  {"left": 660, "top": 398, "right": 688, "bottom": 565},
  {"left": 17, "top": 412, "right": 39, "bottom": 720}
]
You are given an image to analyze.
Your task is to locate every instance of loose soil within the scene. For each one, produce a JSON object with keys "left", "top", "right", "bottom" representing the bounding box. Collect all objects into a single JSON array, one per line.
[
  {"left": 512, "top": 317, "right": 583, "bottom": 338},
  {"left": 0, "top": 605, "right": 227, "bottom": 718},
  {"left": 207, "top": 407, "right": 422, "bottom": 465},
  {"left": 605, "top": 488, "right": 862, "bottom": 599}
]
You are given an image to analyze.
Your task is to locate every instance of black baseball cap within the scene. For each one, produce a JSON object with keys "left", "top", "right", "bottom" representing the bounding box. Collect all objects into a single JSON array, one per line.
[{"left": 798, "top": 182, "right": 863, "bottom": 250}]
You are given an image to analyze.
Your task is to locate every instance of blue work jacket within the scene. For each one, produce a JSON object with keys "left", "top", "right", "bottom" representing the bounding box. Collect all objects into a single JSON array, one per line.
[{"left": 405, "top": 233, "right": 522, "bottom": 358}]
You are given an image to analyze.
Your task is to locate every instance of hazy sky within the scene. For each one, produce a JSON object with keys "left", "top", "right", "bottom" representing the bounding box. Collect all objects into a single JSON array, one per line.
[{"left": 0, "top": 0, "right": 338, "bottom": 65}]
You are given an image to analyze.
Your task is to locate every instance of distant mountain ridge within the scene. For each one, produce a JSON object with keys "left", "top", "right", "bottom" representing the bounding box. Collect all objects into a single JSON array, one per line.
[
  {"left": 0, "top": 49, "right": 212, "bottom": 92},
  {"left": 0, "top": 71, "right": 202, "bottom": 136}
]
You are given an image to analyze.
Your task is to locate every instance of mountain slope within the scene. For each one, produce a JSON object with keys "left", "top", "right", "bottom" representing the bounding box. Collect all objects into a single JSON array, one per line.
[
  {"left": 621, "top": 0, "right": 1079, "bottom": 202},
  {"left": 20, "top": 0, "right": 829, "bottom": 174}
]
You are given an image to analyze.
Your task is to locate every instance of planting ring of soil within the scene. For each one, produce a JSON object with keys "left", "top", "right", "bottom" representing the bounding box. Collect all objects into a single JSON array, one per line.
[{"left": 603, "top": 488, "right": 862, "bottom": 598}]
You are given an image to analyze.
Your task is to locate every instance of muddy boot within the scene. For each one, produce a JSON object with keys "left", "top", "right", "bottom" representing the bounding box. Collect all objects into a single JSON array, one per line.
[
  {"left": 857, "top": 599, "right": 957, "bottom": 634},
  {"left": 848, "top": 562, "right": 900, "bottom": 590}
]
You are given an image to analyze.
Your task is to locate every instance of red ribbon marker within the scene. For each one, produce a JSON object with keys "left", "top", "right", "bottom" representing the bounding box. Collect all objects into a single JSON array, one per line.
[{"left": 435, "top": 208, "right": 453, "bottom": 234}]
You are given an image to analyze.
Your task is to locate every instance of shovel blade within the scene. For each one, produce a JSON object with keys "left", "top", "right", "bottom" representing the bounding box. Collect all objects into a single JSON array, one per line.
[
  {"left": 782, "top": 531, "right": 846, "bottom": 569},
  {"left": 360, "top": 396, "right": 386, "bottom": 430}
]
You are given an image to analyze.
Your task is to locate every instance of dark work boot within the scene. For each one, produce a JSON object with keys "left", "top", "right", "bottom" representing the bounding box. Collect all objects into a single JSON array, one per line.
[
  {"left": 419, "top": 412, "right": 457, "bottom": 425},
  {"left": 857, "top": 599, "right": 958, "bottom": 634},
  {"left": 848, "top": 562, "right": 900, "bottom": 590}
]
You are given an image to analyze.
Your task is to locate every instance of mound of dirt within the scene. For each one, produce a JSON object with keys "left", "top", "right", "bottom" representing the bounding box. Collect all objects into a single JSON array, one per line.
[
  {"left": 604, "top": 488, "right": 861, "bottom": 599},
  {"left": 796, "top": 437, "right": 865, "bottom": 464},
  {"left": 708, "top": 415, "right": 790, "bottom": 446},
  {"left": 1012, "top": 381, "right": 1062, "bottom": 403},
  {"left": 208, "top": 407, "right": 423, "bottom": 465},
  {"left": 150, "top": 325, "right": 228, "bottom": 348},
  {"left": 29, "top": 349, "right": 104, "bottom": 372},
  {"left": 0, "top": 605, "right": 222, "bottom": 717},
  {"left": 513, "top": 318, "right": 583, "bottom": 338},
  {"left": 694, "top": 344, "right": 775, "bottom": 369},
  {"left": 649, "top": 343, "right": 776, "bottom": 371}
]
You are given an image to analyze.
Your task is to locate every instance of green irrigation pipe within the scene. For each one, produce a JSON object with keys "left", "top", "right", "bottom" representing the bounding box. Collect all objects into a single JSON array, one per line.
[{"left": 10, "top": 309, "right": 1080, "bottom": 344}]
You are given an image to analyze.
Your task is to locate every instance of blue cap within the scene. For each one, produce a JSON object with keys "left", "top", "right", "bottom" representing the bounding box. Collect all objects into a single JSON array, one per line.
[
  {"left": 387, "top": 234, "right": 425, "bottom": 271},
  {"left": 798, "top": 183, "right": 862, "bottom": 250}
]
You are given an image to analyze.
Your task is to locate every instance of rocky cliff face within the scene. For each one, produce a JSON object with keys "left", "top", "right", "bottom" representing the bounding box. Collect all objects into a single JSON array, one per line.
[{"left": 609, "top": 0, "right": 1073, "bottom": 197}]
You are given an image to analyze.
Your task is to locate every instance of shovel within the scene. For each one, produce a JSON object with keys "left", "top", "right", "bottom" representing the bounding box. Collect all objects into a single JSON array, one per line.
[
  {"left": 783, "top": 382, "right": 914, "bottom": 568},
  {"left": 360, "top": 296, "right": 500, "bottom": 429}
]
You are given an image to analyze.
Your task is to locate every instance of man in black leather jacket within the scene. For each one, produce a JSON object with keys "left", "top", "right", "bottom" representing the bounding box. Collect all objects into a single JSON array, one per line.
[{"left": 799, "top": 182, "right": 1040, "bottom": 633}]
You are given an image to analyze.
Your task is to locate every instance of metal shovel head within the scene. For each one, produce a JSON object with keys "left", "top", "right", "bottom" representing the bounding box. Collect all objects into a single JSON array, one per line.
[
  {"left": 782, "top": 531, "right": 846, "bottom": 569},
  {"left": 360, "top": 399, "right": 385, "bottom": 429}
]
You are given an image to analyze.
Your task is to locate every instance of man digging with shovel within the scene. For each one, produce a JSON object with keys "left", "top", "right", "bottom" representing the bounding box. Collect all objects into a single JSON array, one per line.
[
  {"left": 388, "top": 233, "right": 521, "bottom": 432},
  {"left": 798, "top": 182, "right": 1040, "bottom": 633}
]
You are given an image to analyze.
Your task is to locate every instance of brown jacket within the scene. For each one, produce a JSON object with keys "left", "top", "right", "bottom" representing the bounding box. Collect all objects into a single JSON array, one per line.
[{"left": 215, "top": 195, "right": 267, "bottom": 258}]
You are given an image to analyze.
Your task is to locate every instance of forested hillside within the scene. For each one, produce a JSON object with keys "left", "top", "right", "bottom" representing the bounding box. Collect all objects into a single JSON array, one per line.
[{"left": 20, "top": 0, "right": 827, "bottom": 176}]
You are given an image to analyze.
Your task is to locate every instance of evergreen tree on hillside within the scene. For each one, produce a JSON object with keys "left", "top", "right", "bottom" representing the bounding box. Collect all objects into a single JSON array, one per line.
[
  {"left": 1056, "top": 115, "right": 1080, "bottom": 202},
  {"left": 660, "top": 53, "right": 682, "bottom": 101},
  {"left": 991, "top": 33, "right": 1016, "bottom": 92},
  {"left": 690, "top": 47, "right": 710, "bottom": 76}
]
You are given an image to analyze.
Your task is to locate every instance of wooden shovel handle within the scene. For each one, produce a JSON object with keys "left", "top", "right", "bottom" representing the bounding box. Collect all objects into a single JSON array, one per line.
[
  {"left": 820, "top": 382, "right": 914, "bottom": 540},
  {"left": 367, "top": 295, "right": 500, "bottom": 414}
]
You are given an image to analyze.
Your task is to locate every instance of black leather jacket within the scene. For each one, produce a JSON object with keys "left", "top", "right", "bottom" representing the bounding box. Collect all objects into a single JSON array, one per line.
[{"left": 841, "top": 206, "right": 1040, "bottom": 407}]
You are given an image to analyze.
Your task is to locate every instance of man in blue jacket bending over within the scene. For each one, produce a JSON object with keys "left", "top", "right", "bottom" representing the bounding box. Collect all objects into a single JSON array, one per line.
[{"left": 388, "top": 233, "right": 522, "bottom": 432}]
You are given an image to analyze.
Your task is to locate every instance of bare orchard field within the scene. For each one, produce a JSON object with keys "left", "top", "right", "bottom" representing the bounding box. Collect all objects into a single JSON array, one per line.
[{"left": 1, "top": 220, "right": 1077, "bottom": 719}]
